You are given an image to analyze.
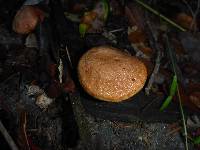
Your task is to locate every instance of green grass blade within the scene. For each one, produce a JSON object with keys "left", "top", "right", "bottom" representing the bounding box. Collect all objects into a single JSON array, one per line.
[
  {"left": 165, "top": 34, "right": 188, "bottom": 150},
  {"left": 135, "top": 0, "right": 186, "bottom": 32},
  {"left": 160, "top": 75, "right": 177, "bottom": 111},
  {"left": 177, "top": 88, "right": 188, "bottom": 150},
  {"left": 160, "top": 95, "right": 173, "bottom": 111},
  {"left": 169, "top": 75, "right": 178, "bottom": 96}
]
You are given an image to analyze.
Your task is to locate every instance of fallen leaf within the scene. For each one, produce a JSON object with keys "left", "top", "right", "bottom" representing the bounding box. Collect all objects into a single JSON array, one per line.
[
  {"left": 46, "top": 80, "right": 62, "bottom": 98},
  {"left": 48, "top": 64, "right": 57, "bottom": 79},
  {"left": 27, "top": 136, "right": 41, "bottom": 150},
  {"left": 12, "top": 5, "right": 45, "bottom": 34},
  {"left": 173, "top": 83, "right": 200, "bottom": 112},
  {"left": 81, "top": 11, "right": 97, "bottom": 25},
  {"left": 125, "top": 4, "right": 145, "bottom": 30},
  {"left": 62, "top": 78, "right": 76, "bottom": 93},
  {"left": 128, "top": 29, "right": 147, "bottom": 44},
  {"left": 175, "top": 13, "right": 196, "bottom": 30},
  {"left": 137, "top": 45, "right": 154, "bottom": 57},
  {"left": 171, "top": 38, "right": 185, "bottom": 55},
  {"left": 189, "top": 91, "right": 200, "bottom": 109}
]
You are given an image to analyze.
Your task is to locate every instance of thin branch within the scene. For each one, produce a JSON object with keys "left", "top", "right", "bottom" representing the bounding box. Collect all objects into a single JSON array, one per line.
[
  {"left": 0, "top": 121, "right": 19, "bottom": 150},
  {"left": 109, "top": 28, "right": 124, "bottom": 33},
  {"left": 144, "top": 19, "right": 162, "bottom": 95},
  {"left": 19, "top": 111, "right": 30, "bottom": 150},
  {"left": 182, "top": 0, "right": 200, "bottom": 32},
  {"left": 65, "top": 45, "right": 73, "bottom": 69},
  {"left": 182, "top": 0, "right": 195, "bottom": 17},
  {"left": 145, "top": 50, "right": 161, "bottom": 95},
  {"left": 191, "top": 0, "right": 200, "bottom": 32}
]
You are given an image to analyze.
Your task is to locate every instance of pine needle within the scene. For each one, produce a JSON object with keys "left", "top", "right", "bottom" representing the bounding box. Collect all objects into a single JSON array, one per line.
[
  {"left": 163, "top": 34, "right": 188, "bottom": 150},
  {"left": 135, "top": 0, "right": 186, "bottom": 32}
]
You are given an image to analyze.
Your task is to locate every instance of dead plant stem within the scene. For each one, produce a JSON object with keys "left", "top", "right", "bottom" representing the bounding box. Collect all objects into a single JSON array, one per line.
[{"left": 0, "top": 121, "right": 19, "bottom": 150}]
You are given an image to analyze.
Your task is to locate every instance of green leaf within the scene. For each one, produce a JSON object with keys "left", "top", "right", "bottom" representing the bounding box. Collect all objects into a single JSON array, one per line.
[
  {"left": 193, "top": 136, "right": 200, "bottom": 144},
  {"left": 169, "top": 75, "right": 178, "bottom": 96},
  {"left": 102, "top": 0, "right": 109, "bottom": 21},
  {"left": 79, "top": 23, "right": 88, "bottom": 37},
  {"left": 160, "top": 95, "right": 173, "bottom": 111}
]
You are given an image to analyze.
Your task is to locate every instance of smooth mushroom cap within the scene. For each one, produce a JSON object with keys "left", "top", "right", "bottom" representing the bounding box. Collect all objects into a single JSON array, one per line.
[{"left": 78, "top": 46, "right": 147, "bottom": 102}]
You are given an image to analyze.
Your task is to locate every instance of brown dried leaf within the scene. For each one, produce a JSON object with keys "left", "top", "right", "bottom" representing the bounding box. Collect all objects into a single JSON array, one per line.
[
  {"left": 189, "top": 91, "right": 200, "bottom": 109},
  {"left": 125, "top": 4, "right": 145, "bottom": 30},
  {"left": 171, "top": 38, "right": 185, "bottom": 55},
  {"left": 63, "top": 79, "right": 76, "bottom": 93},
  {"left": 46, "top": 81, "right": 62, "bottom": 98},
  {"left": 12, "top": 6, "right": 45, "bottom": 34},
  {"left": 81, "top": 11, "right": 97, "bottom": 25},
  {"left": 128, "top": 30, "right": 147, "bottom": 44},
  {"left": 173, "top": 83, "right": 200, "bottom": 112},
  {"left": 137, "top": 45, "right": 154, "bottom": 57},
  {"left": 175, "top": 13, "right": 196, "bottom": 30}
]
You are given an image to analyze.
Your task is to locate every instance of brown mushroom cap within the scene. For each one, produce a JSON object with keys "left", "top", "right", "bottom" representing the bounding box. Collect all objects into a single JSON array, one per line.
[
  {"left": 12, "top": 6, "right": 44, "bottom": 34},
  {"left": 78, "top": 46, "right": 147, "bottom": 102}
]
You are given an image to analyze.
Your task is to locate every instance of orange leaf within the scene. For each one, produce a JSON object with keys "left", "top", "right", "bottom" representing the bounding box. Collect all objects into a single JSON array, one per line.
[
  {"left": 137, "top": 45, "right": 154, "bottom": 57},
  {"left": 175, "top": 13, "right": 196, "bottom": 30},
  {"left": 81, "top": 11, "right": 97, "bottom": 25},
  {"left": 128, "top": 30, "right": 147, "bottom": 43}
]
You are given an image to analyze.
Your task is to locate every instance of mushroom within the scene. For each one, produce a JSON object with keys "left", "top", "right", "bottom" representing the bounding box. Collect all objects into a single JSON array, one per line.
[
  {"left": 78, "top": 46, "right": 147, "bottom": 102},
  {"left": 12, "top": 5, "right": 44, "bottom": 34}
]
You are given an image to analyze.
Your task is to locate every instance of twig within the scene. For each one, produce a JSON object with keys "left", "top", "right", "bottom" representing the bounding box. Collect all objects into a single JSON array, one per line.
[
  {"left": 145, "top": 50, "right": 161, "bottom": 95},
  {"left": 58, "top": 59, "right": 63, "bottom": 83},
  {"left": 167, "top": 122, "right": 182, "bottom": 136},
  {"left": 182, "top": 0, "right": 200, "bottom": 32},
  {"left": 0, "top": 120, "right": 19, "bottom": 150},
  {"left": 144, "top": 20, "right": 162, "bottom": 95},
  {"left": 182, "top": 0, "right": 195, "bottom": 17},
  {"left": 19, "top": 111, "right": 30, "bottom": 150},
  {"left": 65, "top": 45, "right": 73, "bottom": 69},
  {"left": 135, "top": 0, "right": 186, "bottom": 32},
  {"left": 109, "top": 28, "right": 124, "bottom": 33}
]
